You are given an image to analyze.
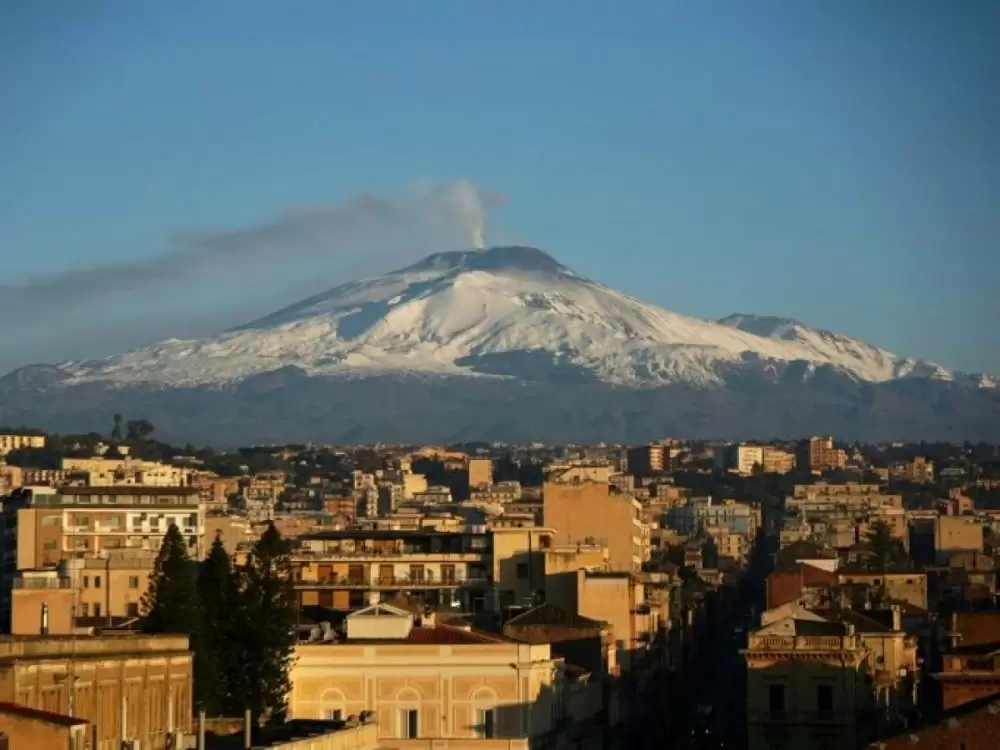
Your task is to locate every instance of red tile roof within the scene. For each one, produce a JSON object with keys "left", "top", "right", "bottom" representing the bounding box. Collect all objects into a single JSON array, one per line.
[
  {"left": 403, "top": 626, "right": 509, "bottom": 645},
  {"left": 0, "top": 702, "right": 88, "bottom": 727}
]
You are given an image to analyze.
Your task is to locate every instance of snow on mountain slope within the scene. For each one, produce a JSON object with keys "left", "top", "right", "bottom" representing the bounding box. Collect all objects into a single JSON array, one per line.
[
  {"left": 716, "top": 314, "right": 955, "bottom": 383},
  {"left": 47, "top": 246, "right": 990, "bottom": 389}
]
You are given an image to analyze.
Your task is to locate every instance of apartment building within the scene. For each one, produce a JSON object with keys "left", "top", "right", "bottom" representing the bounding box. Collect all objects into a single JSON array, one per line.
[
  {"left": 469, "top": 481, "right": 522, "bottom": 505},
  {"left": 241, "top": 471, "right": 287, "bottom": 521},
  {"left": 0, "top": 486, "right": 203, "bottom": 627},
  {"left": 626, "top": 445, "right": 666, "bottom": 477},
  {"left": 762, "top": 446, "right": 797, "bottom": 474},
  {"left": 786, "top": 483, "right": 902, "bottom": 514},
  {"left": 291, "top": 603, "right": 600, "bottom": 749},
  {"left": 836, "top": 568, "right": 928, "bottom": 610},
  {"left": 489, "top": 525, "right": 554, "bottom": 611},
  {"left": 888, "top": 456, "right": 934, "bottom": 483},
  {"left": 467, "top": 458, "right": 494, "bottom": 489},
  {"left": 704, "top": 525, "right": 750, "bottom": 564},
  {"left": 799, "top": 436, "right": 848, "bottom": 472},
  {"left": 934, "top": 514, "right": 983, "bottom": 564},
  {"left": 715, "top": 443, "right": 763, "bottom": 475},
  {"left": 0, "top": 633, "right": 193, "bottom": 750},
  {"left": 743, "top": 611, "right": 869, "bottom": 750},
  {"left": 0, "top": 433, "right": 45, "bottom": 457},
  {"left": 292, "top": 529, "right": 492, "bottom": 612},
  {"left": 61, "top": 456, "right": 193, "bottom": 487},
  {"left": 664, "top": 497, "right": 758, "bottom": 538},
  {"left": 10, "top": 548, "right": 156, "bottom": 627},
  {"left": 543, "top": 480, "right": 646, "bottom": 572}
]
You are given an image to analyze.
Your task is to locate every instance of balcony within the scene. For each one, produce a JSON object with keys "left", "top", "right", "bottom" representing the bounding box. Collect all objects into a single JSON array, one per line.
[
  {"left": 296, "top": 575, "right": 490, "bottom": 589},
  {"left": 13, "top": 576, "right": 72, "bottom": 590},
  {"left": 294, "top": 549, "right": 488, "bottom": 562}
]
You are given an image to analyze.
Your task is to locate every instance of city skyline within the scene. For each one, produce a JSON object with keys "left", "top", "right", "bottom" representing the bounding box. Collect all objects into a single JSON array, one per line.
[{"left": 3, "top": 1, "right": 999, "bottom": 375}]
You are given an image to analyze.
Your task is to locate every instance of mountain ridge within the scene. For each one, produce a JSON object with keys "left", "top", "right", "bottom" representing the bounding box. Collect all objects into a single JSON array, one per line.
[
  {"left": 15, "top": 245, "right": 993, "bottom": 390},
  {"left": 2, "top": 245, "right": 997, "bottom": 443}
]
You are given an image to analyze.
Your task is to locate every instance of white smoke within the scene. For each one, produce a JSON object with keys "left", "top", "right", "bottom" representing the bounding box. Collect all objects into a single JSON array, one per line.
[
  {"left": 0, "top": 179, "right": 509, "bottom": 321},
  {"left": 416, "top": 179, "right": 509, "bottom": 250}
]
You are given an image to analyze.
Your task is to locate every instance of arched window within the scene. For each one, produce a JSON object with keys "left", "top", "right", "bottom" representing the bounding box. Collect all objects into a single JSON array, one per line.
[
  {"left": 318, "top": 689, "right": 346, "bottom": 722},
  {"left": 395, "top": 688, "right": 421, "bottom": 739},
  {"left": 471, "top": 687, "right": 499, "bottom": 738}
]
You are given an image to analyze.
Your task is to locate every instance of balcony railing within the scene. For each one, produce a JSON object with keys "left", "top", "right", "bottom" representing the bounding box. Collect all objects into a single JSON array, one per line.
[
  {"left": 293, "top": 549, "right": 488, "bottom": 560},
  {"left": 13, "top": 576, "right": 72, "bottom": 590},
  {"left": 296, "top": 575, "right": 490, "bottom": 588}
]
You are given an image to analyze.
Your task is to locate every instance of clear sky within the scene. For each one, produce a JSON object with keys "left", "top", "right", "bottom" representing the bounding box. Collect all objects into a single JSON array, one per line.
[{"left": 2, "top": 0, "right": 998, "bottom": 374}]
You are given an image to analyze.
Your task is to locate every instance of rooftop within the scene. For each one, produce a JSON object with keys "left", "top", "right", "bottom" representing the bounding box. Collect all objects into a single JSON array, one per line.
[{"left": 0, "top": 701, "right": 88, "bottom": 727}]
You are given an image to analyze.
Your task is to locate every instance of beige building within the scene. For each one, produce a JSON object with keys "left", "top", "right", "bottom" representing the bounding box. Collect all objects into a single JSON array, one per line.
[
  {"left": 544, "top": 568, "right": 655, "bottom": 675},
  {"left": 0, "top": 633, "right": 193, "bottom": 750},
  {"left": 743, "top": 611, "right": 869, "bottom": 750},
  {"left": 889, "top": 457, "right": 934, "bottom": 483},
  {"left": 61, "top": 456, "right": 194, "bottom": 487},
  {"left": 799, "top": 436, "right": 848, "bottom": 472},
  {"left": 543, "top": 480, "right": 646, "bottom": 572},
  {"left": 1, "top": 486, "right": 203, "bottom": 626},
  {"left": 762, "top": 446, "right": 796, "bottom": 474},
  {"left": 786, "top": 483, "right": 902, "bottom": 514},
  {"left": 489, "top": 526, "right": 554, "bottom": 611},
  {"left": 934, "top": 514, "right": 983, "bottom": 564},
  {"left": 467, "top": 459, "right": 494, "bottom": 490},
  {"left": 292, "top": 529, "right": 492, "bottom": 612},
  {"left": 0, "top": 433, "right": 46, "bottom": 456},
  {"left": 291, "top": 604, "right": 600, "bottom": 749},
  {"left": 10, "top": 550, "right": 156, "bottom": 627},
  {"left": 836, "top": 569, "right": 928, "bottom": 610}
]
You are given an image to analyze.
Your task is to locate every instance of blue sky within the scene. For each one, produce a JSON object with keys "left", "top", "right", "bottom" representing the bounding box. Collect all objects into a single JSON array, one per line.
[{"left": 2, "top": 0, "right": 998, "bottom": 374}]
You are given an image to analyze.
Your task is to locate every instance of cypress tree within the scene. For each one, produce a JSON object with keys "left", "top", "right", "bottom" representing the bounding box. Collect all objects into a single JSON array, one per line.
[
  {"left": 142, "top": 524, "right": 218, "bottom": 712},
  {"left": 197, "top": 534, "right": 238, "bottom": 716},
  {"left": 235, "top": 523, "right": 298, "bottom": 730}
]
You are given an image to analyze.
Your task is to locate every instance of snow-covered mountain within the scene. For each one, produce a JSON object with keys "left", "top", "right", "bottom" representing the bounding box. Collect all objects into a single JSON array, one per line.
[{"left": 41, "top": 246, "right": 993, "bottom": 390}]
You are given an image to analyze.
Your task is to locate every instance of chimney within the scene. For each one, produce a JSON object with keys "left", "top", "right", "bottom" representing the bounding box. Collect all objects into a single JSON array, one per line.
[
  {"left": 420, "top": 609, "right": 436, "bottom": 628},
  {"left": 890, "top": 604, "right": 902, "bottom": 632}
]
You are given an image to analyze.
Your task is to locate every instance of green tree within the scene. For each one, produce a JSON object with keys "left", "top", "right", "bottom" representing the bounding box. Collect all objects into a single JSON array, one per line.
[
  {"left": 142, "top": 525, "right": 217, "bottom": 711},
  {"left": 111, "top": 413, "right": 123, "bottom": 441},
  {"left": 234, "top": 524, "right": 298, "bottom": 731},
  {"left": 197, "top": 534, "right": 239, "bottom": 716},
  {"left": 864, "top": 520, "right": 904, "bottom": 569}
]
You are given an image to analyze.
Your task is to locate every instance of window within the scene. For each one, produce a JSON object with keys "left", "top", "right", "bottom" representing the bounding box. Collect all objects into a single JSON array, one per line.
[
  {"left": 43, "top": 540, "right": 58, "bottom": 550},
  {"left": 399, "top": 709, "right": 419, "bottom": 739},
  {"left": 94, "top": 576, "right": 101, "bottom": 589},
  {"left": 325, "top": 709, "right": 343, "bottom": 721},
  {"left": 127, "top": 603, "right": 139, "bottom": 617},
  {"left": 188, "top": 513, "right": 198, "bottom": 528},
  {"left": 128, "top": 576, "right": 140, "bottom": 589},
  {"left": 83, "top": 576, "right": 89, "bottom": 588},
  {"left": 42, "top": 516, "right": 61, "bottom": 527},
  {"left": 817, "top": 684, "right": 833, "bottom": 713},
  {"left": 768, "top": 684, "right": 785, "bottom": 714},
  {"left": 476, "top": 709, "right": 496, "bottom": 738},
  {"left": 93, "top": 603, "right": 101, "bottom": 617}
]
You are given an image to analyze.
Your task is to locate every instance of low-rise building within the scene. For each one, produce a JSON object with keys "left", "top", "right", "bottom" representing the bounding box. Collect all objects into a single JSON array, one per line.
[
  {"left": 0, "top": 433, "right": 46, "bottom": 457},
  {"left": 290, "top": 604, "right": 601, "bottom": 749},
  {"left": 743, "top": 610, "right": 870, "bottom": 750},
  {"left": 0, "top": 633, "right": 193, "bottom": 750}
]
